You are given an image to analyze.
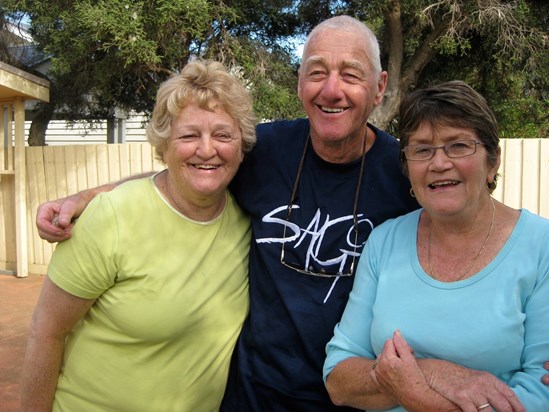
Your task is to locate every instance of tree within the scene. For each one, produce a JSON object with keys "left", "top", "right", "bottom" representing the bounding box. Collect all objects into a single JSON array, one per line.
[
  {"left": 2, "top": 1, "right": 547, "bottom": 142},
  {"left": 359, "top": 0, "right": 547, "bottom": 137},
  {"left": 2, "top": 0, "right": 304, "bottom": 145}
]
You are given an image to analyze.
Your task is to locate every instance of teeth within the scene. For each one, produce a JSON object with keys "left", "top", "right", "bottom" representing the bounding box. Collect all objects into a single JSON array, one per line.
[
  {"left": 321, "top": 106, "right": 344, "bottom": 113},
  {"left": 195, "top": 164, "right": 218, "bottom": 170},
  {"left": 430, "top": 180, "right": 458, "bottom": 188}
]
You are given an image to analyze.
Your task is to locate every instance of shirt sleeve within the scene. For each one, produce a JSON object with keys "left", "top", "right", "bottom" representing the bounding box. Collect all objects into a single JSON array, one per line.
[
  {"left": 507, "top": 218, "right": 549, "bottom": 411},
  {"left": 48, "top": 193, "right": 119, "bottom": 299}
]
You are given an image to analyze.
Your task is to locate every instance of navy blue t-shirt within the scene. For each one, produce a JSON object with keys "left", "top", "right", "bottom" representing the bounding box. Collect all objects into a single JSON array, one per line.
[{"left": 223, "top": 119, "right": 419, "bottom": 411}]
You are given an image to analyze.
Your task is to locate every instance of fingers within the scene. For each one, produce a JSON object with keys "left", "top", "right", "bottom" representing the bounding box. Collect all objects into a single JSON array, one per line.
[
  {"left": 37, "top": 223, "right": 73, "bottom": 243},
  {"left": 446, "top": 372, "right": 523, "bottom": 412},
  {"left": 543, "top": 362, "right": 549, "bottom": 385},
  {"left": 486, "top": 376, "right": 524, "bottom": 412},
  {"left": 36, "top": 202, "right": 73, "bottom": 243},
  {"left": 392, "top": 330, "right": 414, "bottom": 358}
]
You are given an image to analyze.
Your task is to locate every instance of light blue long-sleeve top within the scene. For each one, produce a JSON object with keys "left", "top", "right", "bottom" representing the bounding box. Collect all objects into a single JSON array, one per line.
[{"left": 323, "top": 208, "right": 549, "bottom": 411}]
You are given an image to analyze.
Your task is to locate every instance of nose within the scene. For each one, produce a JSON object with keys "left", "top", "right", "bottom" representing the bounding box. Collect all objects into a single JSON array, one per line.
[
  {"left": 429, "top": 146, "right": 452, "bottom": 170},
  {"left": 196, "top": 136, "right": 216, "bottom": 158},
  {"left": 320, "top": 72, "right": 345, "bottom": 100}
]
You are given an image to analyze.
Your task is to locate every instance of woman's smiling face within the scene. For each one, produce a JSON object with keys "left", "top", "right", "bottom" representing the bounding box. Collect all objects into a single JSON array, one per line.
[
  {"left": 162, "top": 101, "right": 243, "bottom": 203},
  {"left": 406, "top": 122, "right": 500, "bottom": 219}
]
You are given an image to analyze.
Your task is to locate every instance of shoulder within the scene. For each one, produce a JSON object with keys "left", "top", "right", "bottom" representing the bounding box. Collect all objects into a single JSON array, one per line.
[
  {"left": 370, "top": 209, "right": 421, "bottom": 241},
  {"left": 237, "top": 119, "right": 309, "bottom": 174},
  {"left": 366, "top": 124, "right": 403, "bottom": 172},
  {"left": 515, "top": 209, "right": 549, "bottom": 238},
  {"left": 256, "top": 118, "right": 310, "bottom": 140},
  {"left": 520, "top": 209, "right": 549, "bottom": 226},
  {"left": 95, "top": 176, "right": 154, "bottom": 209},
  {"left": 254, "top": 119, "right": 310, "bottom": 152},
  {"left": 516, "top": 209, "right": 549, "bottom": 245},
  {"left": 370, "top": 123, "right": 397, "bottom": 140}
]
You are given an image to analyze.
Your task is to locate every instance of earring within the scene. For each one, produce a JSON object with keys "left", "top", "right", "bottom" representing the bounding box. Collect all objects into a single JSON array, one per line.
[
  {"left": 409, "top": 188, "right": 416, "bottom": 198},
  {"left": 487, "top": 176, "right": 497, "bottom": 191}
]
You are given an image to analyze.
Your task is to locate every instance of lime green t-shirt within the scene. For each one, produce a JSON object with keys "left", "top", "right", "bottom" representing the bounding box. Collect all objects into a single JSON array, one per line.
[{"left": 48, "top": 175, "right": 250, "bottom": 412}]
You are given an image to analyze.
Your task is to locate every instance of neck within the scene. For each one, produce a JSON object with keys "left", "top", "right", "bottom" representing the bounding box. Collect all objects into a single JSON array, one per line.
[
  {"left": 311, "top": 125, "right": 374, "bottom": 163},
  {"left": 154, "top": 171, "right": 226, "bottom": 222},
  {"left": 427, "top": 197, "right": 496, "bottom": 281}
]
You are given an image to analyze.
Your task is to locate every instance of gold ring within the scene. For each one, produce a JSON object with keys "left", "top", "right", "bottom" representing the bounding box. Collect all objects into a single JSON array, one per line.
[
  {"left": 477, "top": 403, "right": 490, "bottom": 410},
  {"left": 371, "top": 362, "right": 378, "bottom": 370}
]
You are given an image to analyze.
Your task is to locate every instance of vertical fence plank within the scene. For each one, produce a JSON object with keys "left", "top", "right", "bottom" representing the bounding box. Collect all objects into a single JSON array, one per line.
[
  {"left": 501, "top": 139, "right": 523, "bottom": 210},
  {"left": 64, "top": 145, "right": 79, "bottom": 196},
  {"left": 493, "top": 140, "right": 505, "bottom": 203},
  {"left": 77, "top": 145, "right": 89, "bottom": 192},
  {"left": 129, "top": 143, "right": 142, "bottom": 176},
  {"left": 6, "top": 103, "right": 14, "bottom": 169},
  {"left": 119, "top": 144, "right": 130, "bottom": 179},
  {"left": 107, "top": 144, "right": 121, "bottom": 182},
  {"left": 26, "top": 147, "right": 46, "bottom": 266},
  {"left": 540, "top": 139, "right": 549, "bottom": 217},
  {"left": 0, "top": 174, "right": 15, "bottom": 266},
  {"left": 521, "top": 140, "right": 541, "bottom": 215},
  {"left": 85, "top": 145, "right": 99, "bottom": 189},
  {"left": 1, "top": 103, "right": 6, "bottom": 170},
  {"left": 96, "top": 145, "right": 109, "bottom": 185},
  {"left": 141, "top": 143, "right": 153, "bottom": 173}
]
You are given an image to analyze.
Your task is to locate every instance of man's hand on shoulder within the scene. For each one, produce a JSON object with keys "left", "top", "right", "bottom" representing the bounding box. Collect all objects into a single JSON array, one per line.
[{"left": 36, "top": 184, "right": 113, "bottom": 243}]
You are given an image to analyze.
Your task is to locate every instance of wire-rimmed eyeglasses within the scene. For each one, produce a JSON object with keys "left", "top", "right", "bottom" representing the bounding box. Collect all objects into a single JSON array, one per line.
[
  {"left": 280, "top": 135, "right": 366, "bottom": 277},
  {"left": 402, "top": 140, "right": 484, "bottom": 161}
]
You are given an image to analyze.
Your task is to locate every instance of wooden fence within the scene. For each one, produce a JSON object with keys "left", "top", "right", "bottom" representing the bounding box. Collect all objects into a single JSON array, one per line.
[{"left": 1, "top": 139, "right": 548, "bottom": 275}]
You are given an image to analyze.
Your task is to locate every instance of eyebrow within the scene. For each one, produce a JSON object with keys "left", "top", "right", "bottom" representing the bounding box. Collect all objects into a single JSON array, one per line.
[
  {"left": 303, "top": 56, "right": 366, "bottom": 73},
  {"left": 302, "top": 55, "right": 327, "bottom": 68},
  {"left": 410, "top": 132, "right": 477, "bottom": 144}
]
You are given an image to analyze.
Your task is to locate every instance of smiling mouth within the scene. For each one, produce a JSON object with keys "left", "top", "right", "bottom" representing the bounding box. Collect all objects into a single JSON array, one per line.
[
  {"left": 429, "top": 180, "right": 459, "bottom": 189},
  {"left": 193, "top": 164, "right": 219, "bottom": 170},
  {"left": 320, "top": 106, "right": 346, "bottom": 113}
]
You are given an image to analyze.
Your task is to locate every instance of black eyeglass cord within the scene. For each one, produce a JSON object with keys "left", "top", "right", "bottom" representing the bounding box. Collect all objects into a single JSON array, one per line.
[{"left": 286, "top": 133, "right": 367, "bottom": 235}]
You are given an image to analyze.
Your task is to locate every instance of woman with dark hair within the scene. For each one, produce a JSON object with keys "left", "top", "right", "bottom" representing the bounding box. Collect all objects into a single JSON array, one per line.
[{"left": 324, "top": 81, "right": 549, "bottom": 411}]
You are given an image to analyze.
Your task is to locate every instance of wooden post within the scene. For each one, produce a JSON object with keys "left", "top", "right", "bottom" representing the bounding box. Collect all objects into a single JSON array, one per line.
[{"left": 13, "top": 98, "right": 28, "bottom": 277}]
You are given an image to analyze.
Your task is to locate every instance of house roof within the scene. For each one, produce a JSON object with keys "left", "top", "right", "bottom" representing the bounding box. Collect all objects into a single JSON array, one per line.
[{"left": 0, "top": 60, "right": 49, "bottom": 102}]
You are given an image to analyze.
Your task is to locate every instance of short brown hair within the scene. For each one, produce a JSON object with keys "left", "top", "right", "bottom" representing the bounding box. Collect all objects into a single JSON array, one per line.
[{"left": 398, "top": 81, "right": 499, "bottom": 190}]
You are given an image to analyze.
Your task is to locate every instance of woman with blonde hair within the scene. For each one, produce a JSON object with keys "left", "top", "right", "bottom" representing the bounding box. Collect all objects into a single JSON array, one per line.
[{"left": 21, "top": 59, "right": 256, "bottom": 411}]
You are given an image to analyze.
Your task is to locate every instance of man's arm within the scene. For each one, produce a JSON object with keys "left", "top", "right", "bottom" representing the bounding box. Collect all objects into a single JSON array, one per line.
[{"left": 36, "top": 172, "right": 154, "bottom": 242}]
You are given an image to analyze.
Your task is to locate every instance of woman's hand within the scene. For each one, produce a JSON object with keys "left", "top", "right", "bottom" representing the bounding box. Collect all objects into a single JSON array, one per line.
[
  {"left": 371, "top": 331, "right": 459, "bottom": 412},
  {"left": 543, "top": 362, "right": 549, "bottom": 385},
  {"left": 420, "top": 359, "right": 525, "bottom": 412},
  {"left": 371, "top": 330, "right": 426, "bottom": 398}
]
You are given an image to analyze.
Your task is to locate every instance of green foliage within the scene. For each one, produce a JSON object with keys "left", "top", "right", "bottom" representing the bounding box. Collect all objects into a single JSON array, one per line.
[
  {"left": 4, "top": 0, "right": 301, "bottom": 125},
  {"left": 213, "top": 36, "right": 303, "bottom": 120},
  {"left": 2, "top": 0, "right": 547, "bottom": 138}
]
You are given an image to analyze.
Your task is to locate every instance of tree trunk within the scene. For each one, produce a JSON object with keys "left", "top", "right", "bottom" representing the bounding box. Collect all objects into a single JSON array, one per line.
[
  {"left": 370, "top": 0, "right": 404, "bottom": 130},
  {"left": 370, "top": 1, "right": 450, "bottom": 131},
  {"left": 28, "top": 102, "right": 55, "bottom": 146}
]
